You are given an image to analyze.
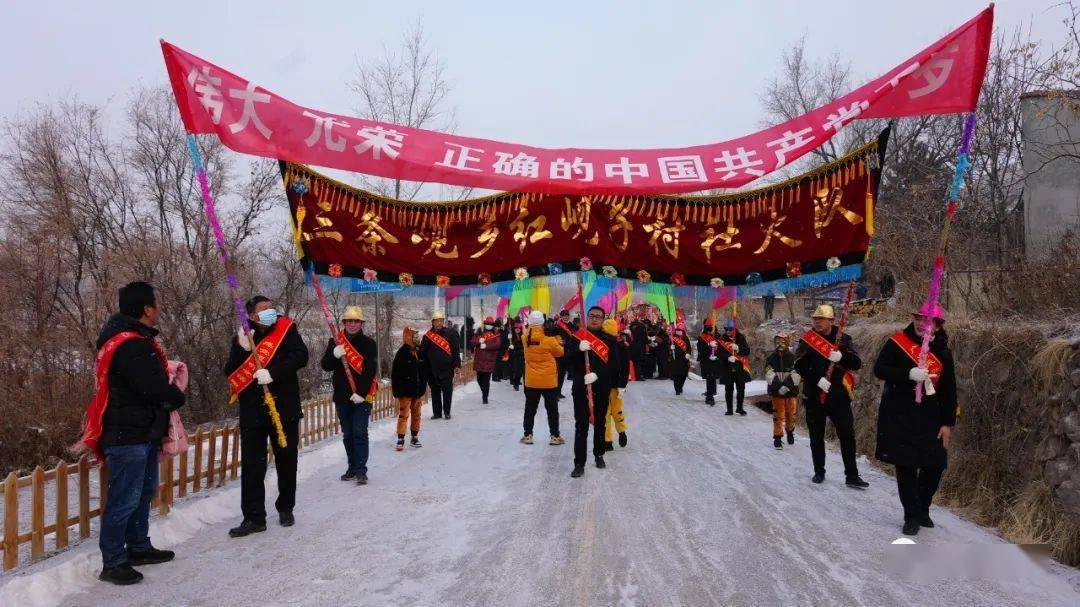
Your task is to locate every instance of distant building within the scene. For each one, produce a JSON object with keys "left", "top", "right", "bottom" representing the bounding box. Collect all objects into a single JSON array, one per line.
[{"left": 1021, "top": 90, "right": 1080, "bottom": 258}]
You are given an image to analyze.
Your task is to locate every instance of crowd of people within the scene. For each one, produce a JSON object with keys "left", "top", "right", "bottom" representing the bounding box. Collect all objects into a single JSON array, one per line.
[{"left": 85, "top": 282, "right": 958, "bottom": 585}]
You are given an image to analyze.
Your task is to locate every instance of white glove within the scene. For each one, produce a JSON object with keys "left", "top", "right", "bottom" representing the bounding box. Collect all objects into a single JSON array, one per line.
[
  {"left": 623, "top": 329, "right": 631, "bottom": 336},
  {"left": 685, "top": 354, "right": 692, "bottom": 361},
  {"left": 649, "top": 337, "right": 657, "bottom": 344},
  {"left": 728, "top": 356, "right": 737, "bottom": 363},
  {"left": 333, "top": 345, "right": 345, "bottom": 359},
  {"left": 909, "top": 367, "right": 930, "bottom": 382},
  {"left": 791, "top": 371, "right": 802, "bottom": 386},
  {"left": 479, "top": 341, "right": 486, "bottom": 349},
  {"left": 237, "top": 327, "right": 252, "bottom": 351},
  {"left": 828, "top": 350, "right": 843, "bottom": 363},
  {"left": 732, "top": 344, "right": 739, "bottom": 353},
  {"left": 817, "top": 377, "right": 831, "bottom": 393},
  {"left": 255, "top": 369, "right": 272, "bottom": 385},
  {"left": 709, "top": 355, "right": 717, "bottom": 361},
  {"left": 766, "top": 371, "right": 776, "bottom": 383},
  {"left": 584, "top": 372, "right": 598, "bottom": 385},
  {"left": 618, "top": 387, "right": 626, "bottom": 397},
  {"left": 349, "top": 393, "right": 363, "bottom": 404},
  {"left": 924, "top": 378, "right": 937, "bottom": 396},
  {"left": 579, "top": 340, "right": 592, "bottom": 352},
  {"left": 779, "top": 386, "right": 790, "bottom": 395},
  {"left": 509, "top": 344, "right": 514, "bottom": 350}
]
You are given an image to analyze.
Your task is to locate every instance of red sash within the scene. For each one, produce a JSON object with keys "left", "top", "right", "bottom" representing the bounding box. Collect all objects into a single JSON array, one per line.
[
  {"left": 229, "top": 318, "right": 293, "bottom": 402},
  {"left": 476, "top": 331, "right": 500, "bottom": 348},
  {"left": 425, "top": 330, "right": 453, "bottom": 357},
  {"left": 717, "top": 339, "right": 751, "bottom": 375},
  {"left": 81, "top": 331, "right": 167, "bottom": 460},
  {"left": 337, "top": 331, "right": 377, "bottom": 398},
  {"left": 801, "top": 329, "right": 856, "bottom": 399},
  {"left": 556, "top": 319, "right": 574, "bottom": 337},
  {"left": 700, "top": 332, "right": 719, "bottom": 355},
  {"left": 671, "top": 336, "right": 689, "bottom": 353},
  {"left": 889, "top": 331, "right": 943, "bottom": 388},
  {"left": 575, "top": 328, "right": 610, "bottom": 364}
]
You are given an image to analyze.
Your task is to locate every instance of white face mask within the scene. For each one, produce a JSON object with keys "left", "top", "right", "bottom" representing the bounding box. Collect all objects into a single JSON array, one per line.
[{"left": 257, "top": 308, "right": 279, "bottom": 326}]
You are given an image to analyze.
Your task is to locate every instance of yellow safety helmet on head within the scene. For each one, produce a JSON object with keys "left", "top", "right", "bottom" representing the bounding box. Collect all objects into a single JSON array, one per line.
[
  {"left": 341, "top": 306, "right": 365, "bottom": 322},
  {"left": 812, "top": 304, "right": 835, "bottom": 320}
]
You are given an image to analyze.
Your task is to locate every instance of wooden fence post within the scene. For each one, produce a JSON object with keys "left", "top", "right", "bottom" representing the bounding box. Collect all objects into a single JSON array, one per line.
[
  {"left": 3, "top": 472, "right": 17, "bottom": 570},
  {"left": 218, "top": 427, "right": 229, "bottom": 487},
  {"left": 230, "top": 424, "right": 240, "bottom": 480},
  {"left": 77, "top": 456, "right": 90, "bottom": 540},
  {"left": 30, "top": 466, "right": 44, "bottom": 562},
  {"left": 178, "top": 446, "right": 189, "bottom": 498},
  {"left": 206, "top": 428, "right": 217, "bottom": 490},
  {"left": 193, "top": 426, "right": 204, "bottom": 493},
  {"left": 55, "top": 462, "right": 69, "bottom": 551}
]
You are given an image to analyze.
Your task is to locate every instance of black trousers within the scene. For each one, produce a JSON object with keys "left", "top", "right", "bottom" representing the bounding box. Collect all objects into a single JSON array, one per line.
[
  {"left": 240, "top": 420, "right": 299, "bottom": 523},
  {"left": 657, "top": 353, "right": 669, "bottom": 379},
  {"left": 572, "top": 384, "right": 610, "bottom": 467},
  {"left": 705, "top": 377, "right": 717, "bottom": 397},
  {"left": 510, "top": 357, "right": 524, "bottom": 389},
  {"left": 523, "top": 387, "right": 560, "bottom": 437},
  {"left": 671, "top": 374, "right": 687, "bottom": 394},
  {"left": 724, "top": 379, "right": 746, "bottom": 412},
  {"left": 805, "top": 398, "right": 860, "bottom": 478},
  {"left": 895, "top": 465, "right": 944, "bottom": 521},
  {"left": 429, "top": 376, "right": 454, "bottom": 417},
  {"left": 477, "top": 372, "right": 491, "bottom": 402},
  {"left": 556, "top": 359, "right": 567, "bottom": 394}
]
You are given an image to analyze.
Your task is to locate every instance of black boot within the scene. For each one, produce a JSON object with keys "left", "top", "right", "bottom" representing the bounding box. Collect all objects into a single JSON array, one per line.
[
  {"left": 773, "top": 436, "right": 783, "bottom": 450},
  {"left": 127, "top": 546, "right": 175, "bottom": 566},
  {"left": 279, "top": 511, "right": 295, "bottom": 527},
  {"left": 725, "top": 407, "right": 734, "bottom": 416},
  {"left": 811, "top": 472, "right": 825, "bottom": 484},
  {"left": 705, "top": 395, "right": 715, "bottom": 406},
  {"left": 737, "top": 406, "right": 747, "bottom": 416},
  {"left": 356, "top": 474, "right": 368, "bottom": 486},
  {"left": 99, "top": 564, "right": 143, "bottom": 585},
  {"left": 229, "top": 519, "right": 267, "bottom": 538},
  {"left": 618, "top": 432, "right": 628, "bottom": 448},
  {"left": 604, "top": 441, "right": 615, "bottom": 452},
  {"left": 411, "top": 435, "right": 422, "bottom": 448},
  {"left": 903, "top": 519, "right": 921, "bottom": 536},
  {"left": 341, "top": 470, "right": 357, "bottom": 480},
  {"left": 595, "top": 456, "right": 606, "bottom": 469},
  {"left": 786, "top": 429, "right": 795, "bottom": 445},
  {"left": 571, "top": 466, "right": 584, "bottom": 478},
  {"left": 919, "top": 514, "right": 935, "bottom": 528},
  {"left": 846, "top": 476, "right": 870, "bottom": 489}
]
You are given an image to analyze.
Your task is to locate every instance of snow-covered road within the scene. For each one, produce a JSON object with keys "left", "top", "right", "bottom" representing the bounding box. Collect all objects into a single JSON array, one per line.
[{"left": 4, "top": 377, "right": 1080, "bottom": 606}]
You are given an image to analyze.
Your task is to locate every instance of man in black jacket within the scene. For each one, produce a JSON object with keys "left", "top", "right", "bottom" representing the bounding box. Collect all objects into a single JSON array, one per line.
[
  {"left": 95, "top": 282, "right": 186, "bottom": 585},
  {"left": 697, "top": 319, "right": 722, "bottom": 405},
  {"left": 420, "top": 311, "right": 461, "bottom": 419},
  {"left": 225, "top": 295, "right": 309, "bottom": 538},
  {"left": 794, "top": 304, "right": 869, "bottom": 488},
  {"left": 718, "top": 320, "right": 751, "bottom": 416},
  {"left": 566, "top": 306, "right": 619, "bottom": 478},
  {"left": 320, "top": 306, "right": 377, "bottom": 485}
]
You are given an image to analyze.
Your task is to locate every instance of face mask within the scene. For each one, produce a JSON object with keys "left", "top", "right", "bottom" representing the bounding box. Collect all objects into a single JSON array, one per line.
[{"left": 257, "top": 308, "right": 279, "bottom": 326}]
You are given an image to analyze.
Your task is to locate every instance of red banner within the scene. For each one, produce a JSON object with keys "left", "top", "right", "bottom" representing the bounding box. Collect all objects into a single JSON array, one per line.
[
  {"left": 284, "top": 135, "right": 882, "bottom": 285},
  {"left": 162, "top": 8, "right": 991, "bottom": 195}
]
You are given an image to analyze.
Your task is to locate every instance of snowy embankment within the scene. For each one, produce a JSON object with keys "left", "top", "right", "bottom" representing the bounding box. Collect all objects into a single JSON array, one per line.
[{"left": 2, "top": 377, "right": 1078, "bottom": 606}]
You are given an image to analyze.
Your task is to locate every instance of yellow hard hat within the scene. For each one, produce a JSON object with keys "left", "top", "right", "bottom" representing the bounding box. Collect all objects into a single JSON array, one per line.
[
  {"left": 432, "top": 311, "right": 445, "bottom": 320},
  {"left": 341, "top": 306, "right": 365, "bottom": 322},
  {"left": 812, "top": 304, "right": 835, "bottom": 320}
]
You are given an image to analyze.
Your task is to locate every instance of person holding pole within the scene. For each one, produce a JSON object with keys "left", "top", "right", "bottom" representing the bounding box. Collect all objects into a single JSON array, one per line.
[
  {"left": 697, "top": 319, "right": 722, "bottom": 406},
  {"left": 226, "top": 296, "right": 309, "bottom": 537},
  {"left": 794, "top": 304, "right": 868, "bottom": 488},
  {"left": 470, "top": 317, "right": 502, "bottom": 404},
  {"left": 566, "top": 306, "right": 619, "bottom": 477},
  {"left": 320, "top": 306, "right": 377, "bottom": 485},
  {"left": 718, "top": 320, "right": 751, "bottom": 416},
  {"left": 420, "top": 311, "right": 461, "bottom": 420}
]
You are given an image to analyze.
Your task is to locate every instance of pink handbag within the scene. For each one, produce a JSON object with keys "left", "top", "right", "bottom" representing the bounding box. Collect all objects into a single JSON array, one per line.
[{"left": 161, "top": 361, "right": 190, "bottom": 457}]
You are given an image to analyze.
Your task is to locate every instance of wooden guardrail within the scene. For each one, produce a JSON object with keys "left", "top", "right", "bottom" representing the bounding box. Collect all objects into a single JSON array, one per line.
[{"left": 1, "top": 361, "right": 473, "bottom": 571}]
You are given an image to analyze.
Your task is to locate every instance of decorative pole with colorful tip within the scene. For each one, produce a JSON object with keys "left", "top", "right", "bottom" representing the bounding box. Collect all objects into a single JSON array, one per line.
[
  {"left": 185, "top": 134, "right": 287, "bottom": 447},
  {"left": 915, "top": 114, "right": 977, "bottom": 404}
]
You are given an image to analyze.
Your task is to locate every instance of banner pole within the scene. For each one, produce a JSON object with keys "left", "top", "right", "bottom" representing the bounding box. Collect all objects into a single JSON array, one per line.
[
  {"left": 185, "top": 134, "right": 286, "bottom": 448},
  {"left": 915, "top": 113, "right": 977, "bottom": 403},
  {"left": 307, "top": 263, "right": 361, "bottom": 398}
]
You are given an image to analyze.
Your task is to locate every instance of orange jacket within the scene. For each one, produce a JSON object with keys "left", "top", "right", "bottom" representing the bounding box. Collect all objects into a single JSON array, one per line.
[{"left": 522, "top": 327, "right": 564, "bottom": 389}]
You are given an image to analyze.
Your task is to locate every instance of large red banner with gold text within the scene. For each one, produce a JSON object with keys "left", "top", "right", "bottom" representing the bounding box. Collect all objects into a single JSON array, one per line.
[
  {"left": 164, "top": 8, "right": 991, "bottom": 195},
  {"left": 284, "top": 135, "right": 884, "bottom": 286}
]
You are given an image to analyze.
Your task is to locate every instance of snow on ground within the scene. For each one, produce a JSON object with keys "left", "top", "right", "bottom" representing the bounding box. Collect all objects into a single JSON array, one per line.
[{"left": 3, "top": 377, "right": 1079, "bottom": 606}]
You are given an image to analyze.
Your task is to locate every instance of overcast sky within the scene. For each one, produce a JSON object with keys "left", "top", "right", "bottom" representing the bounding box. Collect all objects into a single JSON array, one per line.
[{"left": 1, "top": 0, "right": 1068, "bottom": 193}]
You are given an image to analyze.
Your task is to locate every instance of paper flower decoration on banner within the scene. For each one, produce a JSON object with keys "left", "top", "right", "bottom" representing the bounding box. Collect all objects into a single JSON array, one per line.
[
  {"left": 547, "top": 262, "right": 563, "bottom": 276},
  {"left": 290, "top": 177, "right": 310, "bottom": 196},
  {"left": 579, "top": 257, "right": 593, "bottom": 272},
  {"left": 362, "top": 268, "right": 377, "bottom": 282},
  {"left": 670, "top": 273, "right": 686, "bottom": 287},
  {"left": 478, "top": 273, "right": 491, "bottom": 286},
  {"left": 827, "top": 256, "right": 842, "bottom": 271},
  {"left": 786, "top": 262, "right": 802, "bottom": 278},
  {"left": 328, "top": 264, "right": 342, "bottom": 278},
  {"left": 514, "top": 267, "right": 529, "bottom": 281},
  {"left": 436, "top": 275, "right": 451, "bottom": 288},
  {"left": 602, "top": 266, "right": 618, "bottom": 279},
  {"left": 710, "top": 277, "right": 725, "bottom": 288},
  {"left": 746, "top": 272, "right": 763, "bottom": 286},
  {"left": 398, "top": 273, "right": 414, "bottom": 287},
  {"left": 636, "top": 270, "right": 651, "bottom": 283}
]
